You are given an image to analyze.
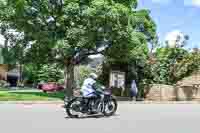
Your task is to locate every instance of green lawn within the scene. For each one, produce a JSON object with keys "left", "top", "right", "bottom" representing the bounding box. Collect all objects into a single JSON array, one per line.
[{"left": 0, "top": 89, "right": 65, "bottom": 101}]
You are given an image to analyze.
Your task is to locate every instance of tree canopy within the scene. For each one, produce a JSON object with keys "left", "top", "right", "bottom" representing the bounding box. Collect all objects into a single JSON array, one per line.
[
  {"left": 1, "top": 0, "right": 156, "bottom": 63},
  {"left": 0, "top": 0, "right": 157, "bottom": 98}
]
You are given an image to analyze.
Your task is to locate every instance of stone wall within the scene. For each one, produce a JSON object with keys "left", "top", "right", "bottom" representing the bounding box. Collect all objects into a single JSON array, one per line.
[
  {"left": 145, "top": 84, "right": 176, "bottom": 101},
  {"left": 145, "top": 72, "right": 200, "bottom": 101},
  {"left": 176, "top": 86, "right": 200, "bottom": 101},
  {"left": 145, "top": 84, "right": 200, "bottom": 101},
  {"left": 176, "top": 71, "right": 200, "bottom": 101}
]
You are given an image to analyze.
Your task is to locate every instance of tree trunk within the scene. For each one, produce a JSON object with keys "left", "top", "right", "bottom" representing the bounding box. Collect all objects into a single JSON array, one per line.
[
  {"left": 64, "top": 65, "right": 68, "bottom": 88},
  {"left": 2, "top": 38, "right": 9, "bottom": 64},
  {"left": 64, "top": 63, "right": 75, "bottom": 101},
  {"left": 19, "top": 64, "right": 23, "bottom": 84}
]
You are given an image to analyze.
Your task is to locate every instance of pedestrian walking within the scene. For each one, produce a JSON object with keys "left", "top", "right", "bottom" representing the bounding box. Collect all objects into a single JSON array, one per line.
[{"left": 130, "top": 80, "right": 138, "bottom": 101}]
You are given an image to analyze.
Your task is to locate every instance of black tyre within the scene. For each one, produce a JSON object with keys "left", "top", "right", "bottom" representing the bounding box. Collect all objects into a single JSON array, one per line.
[
  {"left": 66, "top": 98, "right": 81, "bottom": 118},
  {"left": 103, "top": 98, "right": 117, "bottom": 117}
]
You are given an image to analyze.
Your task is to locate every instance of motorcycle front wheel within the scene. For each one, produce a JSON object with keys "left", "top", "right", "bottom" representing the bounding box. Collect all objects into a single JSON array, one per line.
[{"left": 103, "top": 97, "right": 117, "bottom": 117}]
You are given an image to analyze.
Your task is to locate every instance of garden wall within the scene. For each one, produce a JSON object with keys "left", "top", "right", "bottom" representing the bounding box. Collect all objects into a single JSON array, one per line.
[
  {"left": 176, "top": 71, "right": 200, "bottom": 101},
  {"left": 145, "top": 84, "right": 200, "bottom": 101},
  {"left": 175, "top": 85, "right": 200, "bottom": 101},
  {"left": 145, "top": 71, "right": 200, "bottom": 101},
  {"left": 145, "top": 84, "right": 176, "bottom": 101}
]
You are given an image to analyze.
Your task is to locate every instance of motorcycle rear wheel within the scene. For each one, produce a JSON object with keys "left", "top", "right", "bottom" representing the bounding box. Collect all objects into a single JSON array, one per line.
[{"left": 66, "top": 98, "right": 82, "bottom": 118}]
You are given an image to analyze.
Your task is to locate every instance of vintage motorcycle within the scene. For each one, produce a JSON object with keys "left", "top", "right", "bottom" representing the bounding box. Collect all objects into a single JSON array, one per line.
[{"left": 65, "top": 88, "right": 117, "bottom": 118}]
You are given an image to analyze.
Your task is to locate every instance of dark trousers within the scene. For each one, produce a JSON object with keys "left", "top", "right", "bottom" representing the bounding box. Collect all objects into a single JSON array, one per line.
[{"left": 130, "top": 90, "right": 137, "bottom": 101}]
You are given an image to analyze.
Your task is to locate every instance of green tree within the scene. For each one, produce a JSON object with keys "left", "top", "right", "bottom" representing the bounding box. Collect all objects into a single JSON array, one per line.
[
  {"left": 1, "top": 0, "right": 157, "bottom": 99},
  {"left": 37, "top": 64, "right": 63, "bottom": 82},
  {"left": 151, "top": 47, "right": 190, "bottom": 84},
  {"left": 75, "top": 65, "right": 94, "bottom": 88},
  {"left": 173, "top": 49, "right": 200, "bottom": 80},
  {"left": 23, "top": 63, "right": 63, "bottom": 84},
  {"left": 0, "top": 23, "right": 31, "bottom": 83},
  {"left": 101, "top": 8, "right": 157, "bottom": 98},
  {"left": 23, "top": 64, "right": 38, "bottom": 84}
]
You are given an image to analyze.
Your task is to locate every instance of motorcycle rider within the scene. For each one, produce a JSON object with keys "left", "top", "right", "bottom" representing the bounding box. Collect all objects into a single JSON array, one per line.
[
  {"left": 81, "top": 73, "right": 98, "bottom": 97},
  {"left": 81, "top": 73, "right": 102, "bottom": 112}
]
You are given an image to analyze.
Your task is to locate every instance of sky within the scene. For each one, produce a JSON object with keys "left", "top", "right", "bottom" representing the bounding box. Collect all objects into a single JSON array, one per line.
[
  {"left": 138, "top": 0, "right": 200, "bottom": 48},
  {"left": 1, "top": 0, "right": 200, "bottom": 49}
]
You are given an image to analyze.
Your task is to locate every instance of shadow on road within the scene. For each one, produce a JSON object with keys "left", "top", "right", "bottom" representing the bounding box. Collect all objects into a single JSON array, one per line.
[{"left": 65, "top": 114, "right": 119, "bottom": 119}]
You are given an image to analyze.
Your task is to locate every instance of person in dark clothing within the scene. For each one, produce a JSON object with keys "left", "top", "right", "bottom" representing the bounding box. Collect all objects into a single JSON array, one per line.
[{"left": 130, "top": 80, "right": 138, "bottom": 101}]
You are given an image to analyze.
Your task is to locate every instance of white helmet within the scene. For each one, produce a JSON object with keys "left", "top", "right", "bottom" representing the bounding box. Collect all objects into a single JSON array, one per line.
[{"left": 89, "top": 73, "right": 98, "bottom": 79}]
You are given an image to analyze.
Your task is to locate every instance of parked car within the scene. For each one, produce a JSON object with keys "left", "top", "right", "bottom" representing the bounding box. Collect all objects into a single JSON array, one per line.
[{"left": 37, "top": 82, "right": 64, "bottom": 92}]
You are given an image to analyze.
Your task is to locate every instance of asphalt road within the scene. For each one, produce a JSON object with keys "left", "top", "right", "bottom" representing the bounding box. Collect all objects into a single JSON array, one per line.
[{"left": 1, "top": 102, "right": 200, "bottom": 133}]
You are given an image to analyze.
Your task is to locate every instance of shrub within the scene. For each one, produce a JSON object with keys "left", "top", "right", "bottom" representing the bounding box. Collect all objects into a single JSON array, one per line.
[
  {"left": 111, "top": 87, "right": 122, "bottom": 96},
  {"left": 0, "top": 80, "right": 9, "bottom": 87},
  {"left": 58, "top": 79, "right": 65, "bottom": 85},
  {"left": 23, "top": 64, "right": 63, "bottom": 84},
  {"left": 111, "top": 87, "right": 131, "bottom": 97},
  {"left": 37, "top": 64, "right": 63, "bottom": 82}
]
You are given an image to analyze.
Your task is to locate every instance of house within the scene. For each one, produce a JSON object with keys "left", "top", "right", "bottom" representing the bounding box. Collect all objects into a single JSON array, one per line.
[
  {"left": 7, "top": 68, "right": 20, "bottom": 87},
  {"left": 0, "top": 47, "right": 20, "bottom": 87},
  {"left": 0, "top": 48, "right": 8, "bottom": 80},
  {"left": 0, "top": 64, "right": 8, "bottom": 80}
]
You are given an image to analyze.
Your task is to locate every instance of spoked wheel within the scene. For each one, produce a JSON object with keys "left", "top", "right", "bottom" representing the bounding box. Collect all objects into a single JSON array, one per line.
[
  {"left": 103, "top": 98, "right": 117, "bottom": 117},
  {"left": 66, "top": 98, "right": 82, "bottom": 118}
]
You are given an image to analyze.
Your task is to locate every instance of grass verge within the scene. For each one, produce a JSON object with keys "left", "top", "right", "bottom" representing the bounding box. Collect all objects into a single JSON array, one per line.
[{"left": 0, "top": 89, "right": 65, "bottom": 101}]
